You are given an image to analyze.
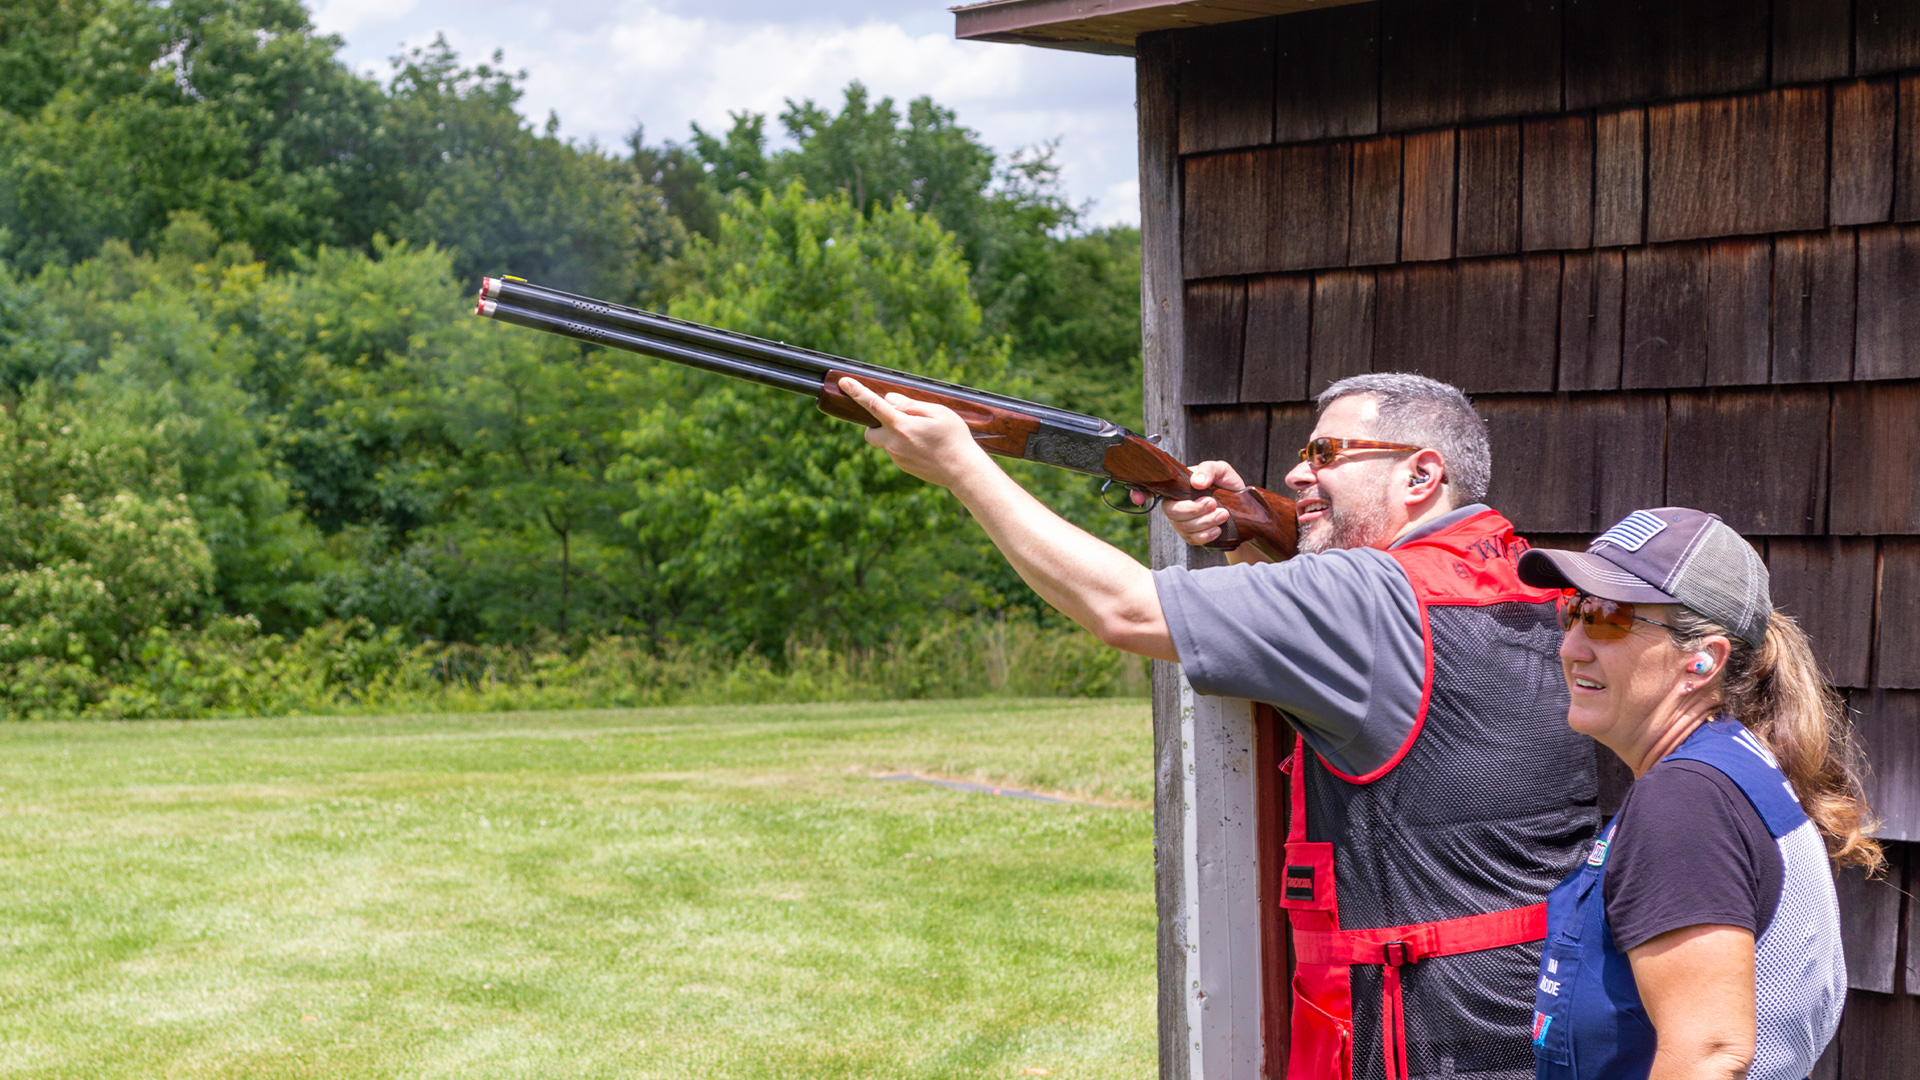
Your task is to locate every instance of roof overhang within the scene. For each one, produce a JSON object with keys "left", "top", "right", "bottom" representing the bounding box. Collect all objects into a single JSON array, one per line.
[{"left": 952, "top": 0, "right": 1373, "bottom": 56}]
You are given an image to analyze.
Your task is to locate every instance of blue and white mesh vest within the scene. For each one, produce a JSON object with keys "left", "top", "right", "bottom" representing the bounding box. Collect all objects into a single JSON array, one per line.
[{"left": 1530, "top": 718, "right": 1846, "bottom": 1080}]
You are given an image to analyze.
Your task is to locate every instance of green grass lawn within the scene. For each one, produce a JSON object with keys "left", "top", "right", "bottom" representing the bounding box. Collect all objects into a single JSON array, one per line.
[{"left": 0, "top": 700, "right": 1156, "bottom": 1079}]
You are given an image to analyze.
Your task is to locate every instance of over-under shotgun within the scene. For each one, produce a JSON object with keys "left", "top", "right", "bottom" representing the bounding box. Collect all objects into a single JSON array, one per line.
[{"left": 476, "top": 276, "right": 1297, "bottom": 560}]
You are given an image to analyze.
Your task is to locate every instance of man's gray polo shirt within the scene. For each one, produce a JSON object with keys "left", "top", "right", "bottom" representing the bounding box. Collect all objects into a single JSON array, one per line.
[{"left": 1152, "top": 504, "right": 1492, "bottom": 777}]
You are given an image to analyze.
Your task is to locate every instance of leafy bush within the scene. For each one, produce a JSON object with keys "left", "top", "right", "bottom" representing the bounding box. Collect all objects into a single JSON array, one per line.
[
  {"left": 0, "top": 386, "right": 215, "bottom": 670},
  {"left": 0, "top": 614, "right": 1145, "bottom": 721}
]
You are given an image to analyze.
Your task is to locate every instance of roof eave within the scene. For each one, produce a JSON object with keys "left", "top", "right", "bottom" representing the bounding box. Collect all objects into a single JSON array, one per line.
[{"left": 952, "top": 0, "right": 1371, "bottom": 57}]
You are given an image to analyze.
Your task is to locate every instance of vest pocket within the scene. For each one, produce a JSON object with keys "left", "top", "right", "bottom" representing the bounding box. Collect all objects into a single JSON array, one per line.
[
  {"left": 1279, "top": 840, "right": 1337, "bottom": 912},
  {"left": 1289, "top": 970, "right": 1353, "bottom": 1079},
  {"left": 1531, "top": 943, "right": 1578, "bottom": 1067}
]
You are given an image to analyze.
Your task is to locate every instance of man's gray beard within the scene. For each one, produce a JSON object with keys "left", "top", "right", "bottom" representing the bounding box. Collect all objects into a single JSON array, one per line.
[{"left": 1296, "top": 489, "right": 1396, "bottom": 555}]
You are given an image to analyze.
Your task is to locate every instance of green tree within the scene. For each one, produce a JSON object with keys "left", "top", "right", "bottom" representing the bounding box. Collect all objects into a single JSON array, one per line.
[
  {"left": 421, "top": 320, "right": 646, "bottom": 640},
  {"left": 34, "top": 214, "right": 332, "bottom": 630},
  {"left": 0, "top": 8, "right": 678, "bottom": 302},
  {"left": 666, "top": 83, "right": 1134, "bottom": 423},
  {"left": 683, "top": 83, "right": 1055, "bottom": 276},
  {"left": 381, "top": 39, "right": 686, "bottom": 300},
  {"left": 0, "top": 0, "right": 388, "bottom": 272},
  {"left": 617, "top": 185, "right": 1009, "bottom": 653},
  {"left": 687, "top": 111, "right": 770, "bottom": 200},
  {"left": 0, "top": 0, "right": 103, "bottom": 117},
  {"left": 0, "top": 383, "right": 215, "bottom": 669},
  {"left": 984, "top": 225, "right": 1143, "bottom": 427}
]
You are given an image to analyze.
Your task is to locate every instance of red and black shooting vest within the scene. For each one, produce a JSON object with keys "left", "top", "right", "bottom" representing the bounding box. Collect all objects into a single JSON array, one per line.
[{"left": 1281, "top": 510, "right": 1599, "bottom": 1080}]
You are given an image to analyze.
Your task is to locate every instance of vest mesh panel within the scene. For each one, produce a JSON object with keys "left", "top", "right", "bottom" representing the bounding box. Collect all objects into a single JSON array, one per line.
[
  {"left": 1304, "top": 603, "right": 1598, "bottom": 1080},
  {"left": 1750, "top": 822, "right": 1846, "bottom": 1080}
]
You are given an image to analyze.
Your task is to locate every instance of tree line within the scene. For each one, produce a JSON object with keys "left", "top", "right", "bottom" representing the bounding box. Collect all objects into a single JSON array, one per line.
[{"left": 0, "top": 0, "right": 1145, "bottom": 716}]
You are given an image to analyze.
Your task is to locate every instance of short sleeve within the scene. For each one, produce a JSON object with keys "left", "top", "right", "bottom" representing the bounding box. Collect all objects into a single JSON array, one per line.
[
  {"left": 1604, "top": 760, "right": 1785, "bottom": 952},
  {"left": 1152, "top": 548, "right": 1425, "bottom": 777}
]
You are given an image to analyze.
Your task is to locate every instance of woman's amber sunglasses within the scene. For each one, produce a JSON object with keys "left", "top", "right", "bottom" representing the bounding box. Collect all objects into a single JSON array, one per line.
[
  {"left": 1296, "top": 437, "right": 1424, "bottom": 469},
  {"left": 1556, "top": 589, "right": 1678, "bottom": 640}
]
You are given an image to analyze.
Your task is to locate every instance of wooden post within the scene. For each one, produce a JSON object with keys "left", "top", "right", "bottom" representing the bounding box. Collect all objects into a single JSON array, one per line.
[{"left": 1140, "top": 30, "right": 1271, "bottom": 1080}]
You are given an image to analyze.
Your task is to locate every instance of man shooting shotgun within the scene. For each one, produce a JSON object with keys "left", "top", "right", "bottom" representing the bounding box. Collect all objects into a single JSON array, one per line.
[
  {"left": 478, "top": 277, "right": 1597, "bottom": 1080},
  {"left": 475, "top": 275, "right": 1297, "bottom": 560}
]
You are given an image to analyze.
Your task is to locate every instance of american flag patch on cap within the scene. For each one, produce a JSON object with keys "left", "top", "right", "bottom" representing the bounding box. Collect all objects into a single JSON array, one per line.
[{"left": 1594, "top": 510, "right": 1668, "bottom": 552}]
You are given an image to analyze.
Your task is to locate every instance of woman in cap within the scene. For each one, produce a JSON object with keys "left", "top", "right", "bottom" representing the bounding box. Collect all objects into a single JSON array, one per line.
[{"left": 1515, "top": 508, "right": 1880, "bottom": 1080}]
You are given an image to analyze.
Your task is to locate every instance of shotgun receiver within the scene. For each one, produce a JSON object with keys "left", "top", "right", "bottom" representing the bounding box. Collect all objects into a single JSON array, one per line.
[{"left": 475, "top": 276, "right": 1298, "bottom": 561}]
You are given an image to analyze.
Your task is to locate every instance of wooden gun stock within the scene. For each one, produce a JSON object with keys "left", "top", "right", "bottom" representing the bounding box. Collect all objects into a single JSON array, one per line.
[{"left": 1101, "top": 433, "right": 1299, "bottom": 562}]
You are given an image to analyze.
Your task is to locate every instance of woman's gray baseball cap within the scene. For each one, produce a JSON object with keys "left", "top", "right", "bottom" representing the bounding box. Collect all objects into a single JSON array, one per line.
[{"left": 1516, "top": 507, "right": 1772, "bottom": 647}]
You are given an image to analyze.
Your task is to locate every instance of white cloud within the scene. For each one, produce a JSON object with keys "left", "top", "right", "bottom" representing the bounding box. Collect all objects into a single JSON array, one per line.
[
  {"left": 311, "top": 2, "right": 1139, "bottom": 225},
  {"left": 308, "top": 0, "right": 421, "bottom": 42}
]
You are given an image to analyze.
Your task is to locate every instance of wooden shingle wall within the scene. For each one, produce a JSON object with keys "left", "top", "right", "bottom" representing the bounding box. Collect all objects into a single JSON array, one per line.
[{"left": 1162, "top": 0, "right": 1920, "bottom": 1071}]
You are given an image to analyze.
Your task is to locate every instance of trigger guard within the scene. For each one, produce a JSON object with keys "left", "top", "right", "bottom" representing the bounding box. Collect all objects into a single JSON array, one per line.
[{"left": 1101, "top": 479, "right": 1160, "bottom": 515}]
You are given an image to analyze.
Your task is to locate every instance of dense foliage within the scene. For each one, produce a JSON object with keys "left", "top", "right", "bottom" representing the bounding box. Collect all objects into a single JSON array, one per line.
[{"left": 0, "top": 0, "right": 1145, "bottom": 717}]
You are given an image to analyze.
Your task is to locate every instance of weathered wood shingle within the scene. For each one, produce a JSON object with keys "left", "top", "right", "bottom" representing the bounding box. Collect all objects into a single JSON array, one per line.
[
  {"left": 1273, "top": 3, "right": 1379, "bottom": 143},
  {"left": 1456, "top": 123, "right": 1522, "bottom": 258},
  {"left": 1182, "top": 280, "right": 1247, "bottom": 405},
  {"left": 1400, "top": 130, "right": 1457, "bottom": 262},
  {"left": 1565, "top": 0, "right": 1769, "bottom": 109},
  {"left": 1665, "top": 388, "right": 1829, "bottom": 534},
  {"left": 1646, "top": 90, "right": 1828, "bottom": 243},
  {"left": 1705, "top": 239, "right": 1772, "bottom": 386},
  {"left": 1831, "top": 382, "right": 1920, "bottom": 535},
  {"left": 1241, "top": 275, "right": 1311, "bottom": 403},
  {"left": 1876, "top": 541, "right": 1920, "bottom": 689},
  {"left": 1522, "top": 114, "right": 1594, "bottom": 251},
  {"left": 1558, "top": 250, "right": 1625, "bottom": 391},
  {"left": 1774, "top": 0, "right": 1856, "bottom": 84},
  {"left": 1176, "top": 19, "right": 1274, "bottom": 155},
  {"left": 1349, "top": 136, "right": 1404, "bottom": 265},
  {"left": 1832, "top": 80, "right": 1896, "bottom": 225},
  {"left": 1767, "top": 536, "right": 1877, "bottom": 688},
  {"left": 1623, "top": 243, "right": 1709, "bottom": 388},
  {"left": 1771, "top": 231, "right": 1856, "bottom": 384},
  {"left": 1854, "top": 224, "right": 1920, "bottom": 379},
  {"left": 1380, "top": 0, "right": 1562, "bottom": 131},
  {"left": 1308, "top": 270, "right": 1377, "bottom": 394}
]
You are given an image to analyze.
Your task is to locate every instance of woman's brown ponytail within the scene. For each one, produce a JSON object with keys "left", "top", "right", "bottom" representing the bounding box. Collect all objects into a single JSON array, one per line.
[{"left": 1669, "top": 608, "right": 1885, "bottom": 873}]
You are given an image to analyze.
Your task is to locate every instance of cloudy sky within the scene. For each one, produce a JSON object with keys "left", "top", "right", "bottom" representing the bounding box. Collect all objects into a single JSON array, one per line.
[{"left": 307, "top": 1, "right": 1143, "bottom": 225}]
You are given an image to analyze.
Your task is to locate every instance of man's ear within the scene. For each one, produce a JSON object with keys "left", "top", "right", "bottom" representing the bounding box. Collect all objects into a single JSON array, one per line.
[{"left": 1402, "top": 449, "right": 1448, "bottom": 504}]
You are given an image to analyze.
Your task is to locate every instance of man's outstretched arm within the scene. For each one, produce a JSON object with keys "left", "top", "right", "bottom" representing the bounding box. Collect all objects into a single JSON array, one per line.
[{"left": 838, "top": 376, "right": 1179, "bottom": 662}]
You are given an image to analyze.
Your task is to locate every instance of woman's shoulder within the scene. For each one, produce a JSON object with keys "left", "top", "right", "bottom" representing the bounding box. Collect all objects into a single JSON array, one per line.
[
  {"left": 1628, "top": 756, "right": 1749, "bottom": 806},
  {"left": 1605, "top": 757, "right": 1784, "bottom": 950}
]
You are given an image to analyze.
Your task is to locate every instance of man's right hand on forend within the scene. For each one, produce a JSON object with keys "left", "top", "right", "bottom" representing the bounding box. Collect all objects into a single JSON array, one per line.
[{"left": 837, "top": 376, "right": 994, "bottom": 491}]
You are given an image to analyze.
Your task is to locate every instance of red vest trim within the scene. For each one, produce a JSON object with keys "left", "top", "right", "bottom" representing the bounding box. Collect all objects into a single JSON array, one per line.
[{"left": 1318, "top": 509, "right": 1557, "bottom": 785}]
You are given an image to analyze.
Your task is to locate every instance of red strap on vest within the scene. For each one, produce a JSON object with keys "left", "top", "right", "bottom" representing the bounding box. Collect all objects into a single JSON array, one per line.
[
  {"left": 1286, "top": 744, "right": 1546, "bottom": 1080},
  {"left": 1288, "top": 904, "right": 1548, "bottom": 968},
  {"left": 1292, "top": 906, "right": 1546, "bottom": 1080}
]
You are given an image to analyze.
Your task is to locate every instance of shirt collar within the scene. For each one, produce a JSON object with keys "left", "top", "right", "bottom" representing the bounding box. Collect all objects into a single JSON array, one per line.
[{"left": 1389, "top": 503, "right": 1492, "bottom": 549}]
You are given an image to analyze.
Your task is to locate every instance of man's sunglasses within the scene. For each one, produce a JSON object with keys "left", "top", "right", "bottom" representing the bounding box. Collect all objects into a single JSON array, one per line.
[
  {"left": 1556, "top": 590, "right": 1678, "bottom": 640},
  {"left": 1296, "top": 437, "right": 1424, "bottom": 469}
]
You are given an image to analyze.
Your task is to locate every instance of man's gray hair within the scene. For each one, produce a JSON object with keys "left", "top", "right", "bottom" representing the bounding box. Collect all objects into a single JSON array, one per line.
[{"left": 1316, "top": 373, "right": 1492, "bottom": 504}]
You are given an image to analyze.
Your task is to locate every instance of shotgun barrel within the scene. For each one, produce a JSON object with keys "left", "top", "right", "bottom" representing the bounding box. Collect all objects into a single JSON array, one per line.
[
  {"left": 473, "top": 276, "right": 1299, "bottom": 559},
  {"left": 479, "top": 276, "right": 1114, "bottom": 436},
  {"left": 478, "top": 296, "right": 822, "bottom": 396}
]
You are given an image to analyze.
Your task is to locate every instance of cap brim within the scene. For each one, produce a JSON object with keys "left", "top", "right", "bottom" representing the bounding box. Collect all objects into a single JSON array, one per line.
[{"left": 1517, "top": 548, "right": 1679, "bottom": 605}]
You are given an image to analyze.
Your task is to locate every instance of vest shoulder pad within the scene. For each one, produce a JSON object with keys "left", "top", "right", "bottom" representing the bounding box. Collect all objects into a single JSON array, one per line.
[
  {"left": 1664, "top": 719, "right": 1810, "bottom": 838},
  {"left": 1388, "top": 509, "right": 1559, "bottom": 606}
]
